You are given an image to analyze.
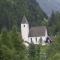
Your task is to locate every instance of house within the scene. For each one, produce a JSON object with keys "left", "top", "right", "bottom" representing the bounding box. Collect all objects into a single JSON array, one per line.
[{"left": 21, "top": 16, "right": 48, "bottom": 46}]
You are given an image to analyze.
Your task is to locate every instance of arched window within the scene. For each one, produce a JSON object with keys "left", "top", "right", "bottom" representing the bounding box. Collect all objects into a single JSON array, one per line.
[
  {"left": 24, "top": 25, "right": 25, "bottom": 27},
  {"left": 40, "top": 37, "right": 42, "bottom": 43},
  {"left": 31, "top": 38, "right": 32, "bottom": 43},
  {"left": 39, "top": 37, "right": 42, "bottom": 44},
  {"left": 36, "top": 38, "right": 37, "bottom": 42}
]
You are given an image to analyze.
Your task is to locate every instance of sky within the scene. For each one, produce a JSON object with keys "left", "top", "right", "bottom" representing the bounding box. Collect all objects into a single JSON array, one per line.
[{"left": 37, "top": 0, "right": 60, "bottom": 16}]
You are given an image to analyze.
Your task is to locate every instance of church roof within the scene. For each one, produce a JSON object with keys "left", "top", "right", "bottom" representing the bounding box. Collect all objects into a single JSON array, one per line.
[
  {"left": 21, "top": 16, "right": 28, "bottom": 24},
  {"left": 29, "top": 26, "right": 47, "bottom": 37}
]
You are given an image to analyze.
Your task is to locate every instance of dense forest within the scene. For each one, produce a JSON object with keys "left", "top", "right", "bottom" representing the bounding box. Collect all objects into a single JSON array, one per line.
[
  {"left": 48, "top": 11, "right": 60, "bottom": 35},
  {"left": 0, "top": 0, "right": 60, "bottom": 60},
  {"left": 0, "top": 0, "right": 47, "bottom": 31}
]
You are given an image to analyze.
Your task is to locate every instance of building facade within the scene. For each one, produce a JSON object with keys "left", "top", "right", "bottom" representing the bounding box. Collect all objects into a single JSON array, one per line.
[{"left": 21, "top": 16, "right": 48, "bottom": 46}]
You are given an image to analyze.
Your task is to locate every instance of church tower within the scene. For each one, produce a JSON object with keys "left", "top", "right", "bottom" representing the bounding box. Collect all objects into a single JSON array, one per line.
[{"left": 21, "top": 16, "right": 29, "bottom": 42}]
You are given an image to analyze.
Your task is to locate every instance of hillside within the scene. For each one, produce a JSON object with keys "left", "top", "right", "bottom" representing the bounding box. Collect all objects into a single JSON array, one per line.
[
  {"left": 37, "top": 0, "right": 60, "bottom": 16},
  {"left": 0, "top": 0, "right": 47, "bottom": 30}
]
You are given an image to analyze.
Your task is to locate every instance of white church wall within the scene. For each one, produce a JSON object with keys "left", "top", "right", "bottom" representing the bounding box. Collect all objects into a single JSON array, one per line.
[
  {"left": 45, "top": 28, "right": 48, "bottom": 38},
  {"left": 42, "top": 36, "right": 46, "bottom": 45},
  {"left": 21, "top": 24, "right": 29, "bottom": 42},
  {"left": 29, "top": 36, "right": 47, "bottom": 45},
  {"left": 28, "top": 37, "right": 40, "bottom": 44}
]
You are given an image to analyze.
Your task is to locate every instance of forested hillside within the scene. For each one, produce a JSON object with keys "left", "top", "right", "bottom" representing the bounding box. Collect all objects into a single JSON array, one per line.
[
  {"left": 37, "top": 0, "right": 60, "bottom": 16},
  {"left": 0, "top": 0, "right": 47, "bottom": 31},
  {"left": 48, "top": 12, "right": 60, "bottom": 35}
]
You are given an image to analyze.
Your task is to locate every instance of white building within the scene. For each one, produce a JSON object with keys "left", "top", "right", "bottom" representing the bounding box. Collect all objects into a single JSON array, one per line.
[{"left": 21, "top": 16, "right": 48, "bottom": 46}]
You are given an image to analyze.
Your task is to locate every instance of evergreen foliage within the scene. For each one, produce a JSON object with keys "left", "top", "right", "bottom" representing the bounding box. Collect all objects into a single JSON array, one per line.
[
  {"left": 0, "top": 0, "right": 47, "bottom": 31},
  {"left": 28, "top": 43, "right": 41, "bottom": 60},
  {"left": 48, "top": 12, "right": 60, "bottom": 35},
  {"left": 0, "top": 0, "right": 60, "bottom": 60},
  {"left": 0, "top": 26, "right": 26, "bottom": 60},
  {"left": 28, "top": 43, "right": 36, "bottom": 60},
  {"left": 46, "top": 35, "right": 60, "bottom": 60}
]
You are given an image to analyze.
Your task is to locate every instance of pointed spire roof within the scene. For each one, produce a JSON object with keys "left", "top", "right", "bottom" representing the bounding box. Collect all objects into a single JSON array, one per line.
[{"left": 21, "top": 16, "right": 28, "bottom": 24}]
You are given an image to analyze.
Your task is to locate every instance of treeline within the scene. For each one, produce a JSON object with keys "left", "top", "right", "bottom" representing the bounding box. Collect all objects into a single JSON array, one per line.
[
  {"left": 46, "top": 35, "right": 60, "bottom": 60},
  {"left": 0, "top": 26, "right": 26, "bottom": 60},
  {"left": 46, "top": 12, "right": 60, "bottom": 60},
  {"left": 0, "top": 26, "right": 41, "bottom": 60},
  {"left": 0, "top": 0, "right": 60, "bottom": 36},
  {"left": 0, "top": 26, "right": 60, "bottom": 60},
  {"left": 0, "top": 0, "right": 47, "bottom": 31},
  {"left": 48, "top": 11, "right": 60, "bottom": 36}
]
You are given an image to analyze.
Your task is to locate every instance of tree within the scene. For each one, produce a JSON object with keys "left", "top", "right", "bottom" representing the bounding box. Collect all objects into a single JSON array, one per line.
[
  {"left": 48, "top": 11, "right": 60, "bottom": 35},
  {"left": 0, "top": 26, "right": 26, "bottom": 60},
  {"left": 47, "top": 35, "right": 60, "bottom": 60},
  {"left": 28, "top": 42, "right": 41, "bottom": 60},
  {"left": 35, "top": 45, "right": 40, "bottom": 60},
  {"left": 28, "top": 43, "right": 36, "bottom": 60},
  {"left": 0, "top": 0, "right": 47, "bottom": 31},
  {"left": 0, "top": 27, "right": 14, "bottom": 60},
  {"left": 10, "top": 25, "right": 26, "bottom": 60}
]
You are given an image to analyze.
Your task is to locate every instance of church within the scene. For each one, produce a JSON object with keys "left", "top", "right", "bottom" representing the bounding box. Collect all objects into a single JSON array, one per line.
[{"left": 21, "top": 16, "right": 49, "bottom": 46}]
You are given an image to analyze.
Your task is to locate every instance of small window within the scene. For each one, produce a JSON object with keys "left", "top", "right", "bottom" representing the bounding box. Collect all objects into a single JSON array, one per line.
[
  {"left": 40, "top": 37, "right": 42, "bottom": 43},
  {"left": 36, "top": 38, "right": 37, "bottom": 42},
  {"left": 24, "top": 25, "right": 25, "bottom": 27},
  {"left": 31, "top": 38, "right": 32, "bottom": 43}
]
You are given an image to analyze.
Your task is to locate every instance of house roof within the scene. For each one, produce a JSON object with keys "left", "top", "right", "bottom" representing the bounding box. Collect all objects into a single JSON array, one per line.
[
  {"left": 29, "top": 26, "right": 47, "bottom": 37},
  {"left": 21, "top": 16, "right": 28, "bottom": 24}
]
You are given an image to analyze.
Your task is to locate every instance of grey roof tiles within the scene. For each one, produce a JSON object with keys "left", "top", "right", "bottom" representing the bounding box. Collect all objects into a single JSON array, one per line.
[{"left": 29, "top": 26, "right": 46, "bottom": 37}]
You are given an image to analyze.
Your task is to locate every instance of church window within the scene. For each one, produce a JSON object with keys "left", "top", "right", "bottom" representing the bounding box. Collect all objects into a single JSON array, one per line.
[
  {"left": 36, "top": 38, "right": 37, "bottom": 42},
  {"left": 40, "top": 37, "right": 42, "bottom": 43},
  {"left": 31, "top": 38, "right": 32, "bottom": 42},
  {"left": 39, "top": 37, "right": 42, "bottom": 43},
  {"left": 24, "top": 25, "right": 25, "bottom": 27}
]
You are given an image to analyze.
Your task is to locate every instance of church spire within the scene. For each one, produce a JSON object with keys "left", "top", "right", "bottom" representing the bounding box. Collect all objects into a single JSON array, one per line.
[{"left": 21, "top": 16, "right": 28, "bottom": 24}]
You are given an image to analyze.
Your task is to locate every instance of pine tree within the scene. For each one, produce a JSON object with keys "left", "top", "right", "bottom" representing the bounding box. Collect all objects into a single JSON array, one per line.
[
  {"left": 0, "top": 26, "right": 27, "bottom": 60},
  {"left": 10, "top": 25, "right": 26, "bottom": 60},
  {"left": 0, "top": 28, "right": 13, "bottom": 60},
  {"left": 35, "top": 45, "right": 40, "bottom": 60},
  {"left": 28, "top": 43, "right": 36, "bottom": 60}
]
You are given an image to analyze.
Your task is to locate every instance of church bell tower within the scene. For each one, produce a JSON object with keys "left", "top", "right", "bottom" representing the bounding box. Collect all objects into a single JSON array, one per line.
[{"left": 21, "top": 16, "right": 29, "bottom": 42}]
